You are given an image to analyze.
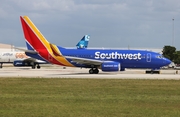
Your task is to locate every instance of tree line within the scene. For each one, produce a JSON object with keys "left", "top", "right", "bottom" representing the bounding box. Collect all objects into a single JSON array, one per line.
[{"left": 162, "top": 45, "right": 180, "bottom": 64}]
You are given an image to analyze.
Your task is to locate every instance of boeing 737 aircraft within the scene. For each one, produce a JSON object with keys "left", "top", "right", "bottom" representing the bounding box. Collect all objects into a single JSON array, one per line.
[{"left": 20, "top": 16, "right": 171, "bottom": 74}]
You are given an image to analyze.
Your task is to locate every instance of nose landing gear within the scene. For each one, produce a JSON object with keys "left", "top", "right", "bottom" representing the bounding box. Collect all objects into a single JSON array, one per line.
[{"left": 145, "top": 69, "right": 160, "bottom": 74}]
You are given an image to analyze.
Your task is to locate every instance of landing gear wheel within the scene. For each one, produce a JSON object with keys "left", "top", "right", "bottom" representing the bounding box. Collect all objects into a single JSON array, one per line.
[
  {"left": 89, "top": 69, "right": 94, "bottom": 74},
  {"left": 37, "top": 65, "right": 41, "bottom": 69},
  {"left": 145, "top": 70, "right": 160, "bottom": 74},
  {"left": 89, "top": 68, "right": 99, "bottom": 74},
  {"left": 94, "top": 69, "right": 99, "bottom": 74}
]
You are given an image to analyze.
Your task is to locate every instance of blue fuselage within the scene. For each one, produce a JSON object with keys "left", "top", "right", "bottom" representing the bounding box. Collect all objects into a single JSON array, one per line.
[
  {"left": 26, "top": 47, "right": 171, "bottom": 70},
  {"left": 59, "top": 48, "right": 171, "bottom": 70}
]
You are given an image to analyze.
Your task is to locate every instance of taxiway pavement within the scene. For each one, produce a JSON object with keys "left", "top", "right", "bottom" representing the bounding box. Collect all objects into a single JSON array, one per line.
[{"left": 0, "top": 66, "right": 180, "bottom": 79}]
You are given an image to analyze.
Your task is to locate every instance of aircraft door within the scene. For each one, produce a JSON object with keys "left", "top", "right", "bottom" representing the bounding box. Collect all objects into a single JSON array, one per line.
[{"left": 146, "top": 53, "right": 151, "bottom": 62}]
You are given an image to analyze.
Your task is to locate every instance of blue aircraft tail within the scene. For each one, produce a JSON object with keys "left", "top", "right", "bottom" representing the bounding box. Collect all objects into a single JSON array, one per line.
[{"left": 76, "top": 35, "right": 90, "bottom": 49}]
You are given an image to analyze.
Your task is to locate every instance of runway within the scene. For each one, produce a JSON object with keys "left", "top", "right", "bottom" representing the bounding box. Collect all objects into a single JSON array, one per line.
[{"left": 0, "top": 66, "right": 180, "bottom": 79}]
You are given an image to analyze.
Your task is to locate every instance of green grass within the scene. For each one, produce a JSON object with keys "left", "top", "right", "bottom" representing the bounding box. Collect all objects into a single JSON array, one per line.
[{"left": 0, "top": 78, "right": 180, "bottom": 117}]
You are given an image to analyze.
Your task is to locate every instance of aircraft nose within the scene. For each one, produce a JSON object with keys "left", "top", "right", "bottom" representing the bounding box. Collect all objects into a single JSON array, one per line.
[{"left": 164, "top": 58, "right": 171, "bottom": 66}]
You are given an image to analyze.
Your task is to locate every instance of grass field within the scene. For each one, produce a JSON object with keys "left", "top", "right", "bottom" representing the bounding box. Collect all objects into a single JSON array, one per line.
[{"left": 0, "top": 78, "right": 180, "bottom": 117}]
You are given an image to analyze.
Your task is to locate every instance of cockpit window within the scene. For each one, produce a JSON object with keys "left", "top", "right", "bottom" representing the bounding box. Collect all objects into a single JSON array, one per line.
[{"left": 156, "top": 55, "right": 163, "bottom": 58}]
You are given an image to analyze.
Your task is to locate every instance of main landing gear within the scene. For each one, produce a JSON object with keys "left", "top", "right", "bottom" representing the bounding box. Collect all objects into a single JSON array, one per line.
[
  {"left": 31, "top": 63, "right": 41, "bottom": 69},
  {"left": 37, "top": 65, "right": 41, "bottom": 69},
  {"left": 89, "top": 68, "right": 99, "bottom": 74},
  {"left": 0, "top": 63, "right": 2, "bottom": 68}
]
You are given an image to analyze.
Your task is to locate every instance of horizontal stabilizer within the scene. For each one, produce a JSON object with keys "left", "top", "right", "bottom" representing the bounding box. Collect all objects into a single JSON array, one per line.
[
  {"left": 49, "top": 43, "right": 62, "bottom": 56},
  {"left": 14, "top": 47, "right": 38, "bottom": 54}
]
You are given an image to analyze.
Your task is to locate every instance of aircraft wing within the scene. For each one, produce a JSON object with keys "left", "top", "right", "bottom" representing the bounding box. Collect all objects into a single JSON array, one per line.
[
  {"left": 22, "top": 58, "right": 47, "bottom": 64},
  {"left": 64, "top": 56, "right": 111, "bottom": 66}
]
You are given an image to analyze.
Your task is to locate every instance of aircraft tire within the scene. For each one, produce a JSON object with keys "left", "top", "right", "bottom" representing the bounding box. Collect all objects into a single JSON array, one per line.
[
  {"left": 145, "top": 70, "right": 160, "bottom": 74},
  {"left": 89, "top": 68, "right": 99, "bottom": 74},
  {"left": 89, "top": 69, "right": 94, "bottom": 74},
  {"left": 37, "top": 65, "right": 41, "bottom": 69},
  {"left": 94, "top": 69, "right": 99, "bottom": 74}
]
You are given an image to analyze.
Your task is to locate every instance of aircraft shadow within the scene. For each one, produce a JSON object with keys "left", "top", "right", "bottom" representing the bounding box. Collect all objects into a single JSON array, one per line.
[
  {"left": 47, "top": 72, "right": 117, "bottom": 76},
  {"left": 18, "top": 68, "right": 32, "bottom": 70}
]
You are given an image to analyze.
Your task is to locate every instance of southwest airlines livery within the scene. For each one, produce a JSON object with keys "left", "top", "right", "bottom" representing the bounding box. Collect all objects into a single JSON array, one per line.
[{"left": 20, "top": 16, "right": 171, "bottom": 74}]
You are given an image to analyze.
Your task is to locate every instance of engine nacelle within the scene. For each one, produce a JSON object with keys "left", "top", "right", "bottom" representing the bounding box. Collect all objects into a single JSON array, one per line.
[
  {"left": 101, "top": 62, "right": 120, "bottom": 72},
  {"left": 13, "top": 60, "right": 30, "bottom": 67}
]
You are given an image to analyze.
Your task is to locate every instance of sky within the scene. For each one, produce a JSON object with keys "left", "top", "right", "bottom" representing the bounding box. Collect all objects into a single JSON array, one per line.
[{"left": 0, "top": 0, "right": 180, "bottom": 49}]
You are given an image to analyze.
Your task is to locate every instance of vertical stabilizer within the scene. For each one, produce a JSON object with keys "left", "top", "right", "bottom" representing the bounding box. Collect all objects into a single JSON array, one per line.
[
  {"left": 76, "top": 35, "right": 90, "bottom": 49},
  {"left": 20, "top": 16, "right": 73, "bottom": 66},
  {"left": 20, "top": 16, "right": 51, "bottom": 51}
]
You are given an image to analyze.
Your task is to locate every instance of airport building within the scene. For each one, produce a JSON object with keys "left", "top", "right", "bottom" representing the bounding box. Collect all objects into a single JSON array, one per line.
[{"left": 0, "top": 43, "right": 15, "bottom": 51}]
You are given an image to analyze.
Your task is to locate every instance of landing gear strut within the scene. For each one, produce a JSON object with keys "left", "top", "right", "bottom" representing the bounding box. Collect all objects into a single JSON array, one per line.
[
  {"left": 31, "top": 62, "right": 36, "bottom": 69},
  {"left": 31, "top": 63, "right": 41, "bottom": 69},
  {"left": 89, "top": 68, "right": 99, "bottom": 74},
  {"left": 0, "top": 63, "right": 2, "bottom": 68},
  {"left": 32, "top": 65, "right": 36, "bottom": 69}
]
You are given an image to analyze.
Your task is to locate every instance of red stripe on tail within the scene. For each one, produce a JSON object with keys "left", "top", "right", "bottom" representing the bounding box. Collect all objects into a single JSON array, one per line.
[{"left": 20, "top": 16, "right": 65, "bottom": 66}]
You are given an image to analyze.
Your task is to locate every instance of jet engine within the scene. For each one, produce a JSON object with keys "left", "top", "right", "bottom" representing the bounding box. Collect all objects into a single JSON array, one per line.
[
  {"left": 13, "top": 60, "right": 31, "bottom": 67},
  {"left": 101, "top": 61, "right": 120, "bottom": 72}
]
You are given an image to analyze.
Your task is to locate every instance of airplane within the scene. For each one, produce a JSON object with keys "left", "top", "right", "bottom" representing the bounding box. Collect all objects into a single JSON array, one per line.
[
  {"left": 0, "top": 35, "right": 90, "bottom": 69},
  {"left": 20, "top": 16, "right": 171, "bottom": 74},
  {"left": 0, "top": 51, "right": 47, "bottom": 68}
]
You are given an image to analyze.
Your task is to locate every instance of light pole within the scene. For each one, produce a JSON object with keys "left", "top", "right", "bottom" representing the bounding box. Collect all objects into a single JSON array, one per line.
[{"left": 172, "top": 18, "right": 174, "bottom": 46}]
